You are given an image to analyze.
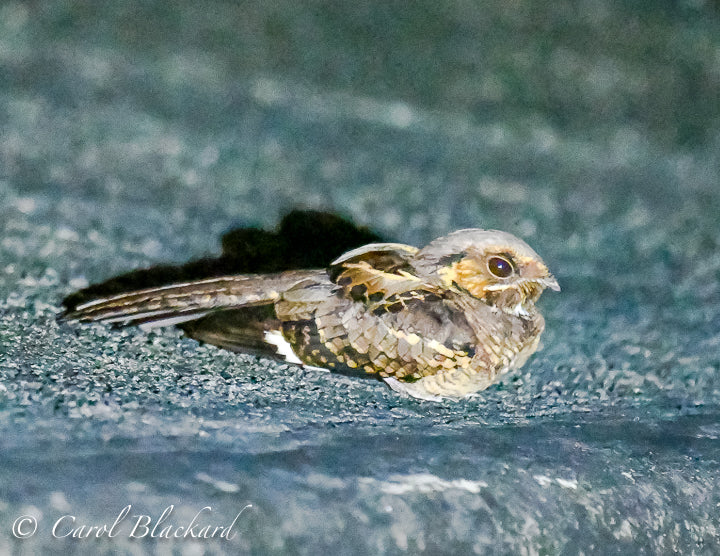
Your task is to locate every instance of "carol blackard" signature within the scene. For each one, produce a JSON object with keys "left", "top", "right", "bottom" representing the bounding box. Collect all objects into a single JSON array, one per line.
[{"left": 13, "top": 504, "right": 253, "bottom": 540}]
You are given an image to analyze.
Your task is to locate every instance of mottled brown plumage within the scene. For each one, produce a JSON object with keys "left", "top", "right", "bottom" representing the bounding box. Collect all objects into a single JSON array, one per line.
[{"left": 62, "top": 229, "right": 559, "bottom": 400}]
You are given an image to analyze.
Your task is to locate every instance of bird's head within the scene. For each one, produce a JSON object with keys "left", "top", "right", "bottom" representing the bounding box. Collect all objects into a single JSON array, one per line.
[{"left": 413, "top": 229, "right": 560, "bottom": 316}]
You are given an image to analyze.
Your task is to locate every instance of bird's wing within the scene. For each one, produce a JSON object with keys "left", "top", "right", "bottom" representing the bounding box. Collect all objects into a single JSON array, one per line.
[
  {"left": 323, "top": 242, "right": 492, "bottom": 381},
  {"left": 61, "top": 271, "right": 322, "bottom": 329},
  {"left": 329, "top": 242, "right": 419, "bottom": 275},
  {"left": 327, "top": 242, "right": 440, "bottom": 308},
  {"left": 178, "top": 305, "right": 281, "bottom": 356}
]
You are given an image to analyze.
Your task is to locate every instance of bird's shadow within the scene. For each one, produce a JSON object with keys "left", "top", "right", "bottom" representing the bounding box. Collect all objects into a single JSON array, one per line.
[{"left": 62, "top": 210, "right": 385, "bottom": 312}]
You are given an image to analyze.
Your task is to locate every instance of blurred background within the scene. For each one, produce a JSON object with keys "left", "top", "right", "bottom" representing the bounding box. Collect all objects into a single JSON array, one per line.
[{"left": 1, "top": 1, "right": 719, "bottom": 554}]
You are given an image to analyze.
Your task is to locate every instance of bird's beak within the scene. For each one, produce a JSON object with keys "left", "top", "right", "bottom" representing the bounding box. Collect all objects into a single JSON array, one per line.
[
  {"left": 523, "top": 259, "right": 560, "bottom": 292},
  {"left": 538, "top": 275, "right": 560, "bottom": 292}
]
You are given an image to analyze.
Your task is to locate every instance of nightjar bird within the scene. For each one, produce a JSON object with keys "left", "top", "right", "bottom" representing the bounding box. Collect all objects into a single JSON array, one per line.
[{"left": 62, "top": 229, "right": 559, "bottom": 400}]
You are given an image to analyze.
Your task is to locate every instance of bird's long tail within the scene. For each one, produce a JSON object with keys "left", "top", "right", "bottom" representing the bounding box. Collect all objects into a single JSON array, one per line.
[{"left": 61, "top": 271, "right": 319, "bottom": 329}]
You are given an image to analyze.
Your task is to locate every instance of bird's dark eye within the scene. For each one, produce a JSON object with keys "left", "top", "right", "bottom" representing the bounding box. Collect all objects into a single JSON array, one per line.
[{"left": 487, "top": 256, "right": 513, "bottom": 278}]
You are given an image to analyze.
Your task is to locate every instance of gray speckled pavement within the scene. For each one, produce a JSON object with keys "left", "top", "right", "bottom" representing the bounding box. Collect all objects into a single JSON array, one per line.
[{"left": 1, "top": 2, "right": 720, "bottom": 554}]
